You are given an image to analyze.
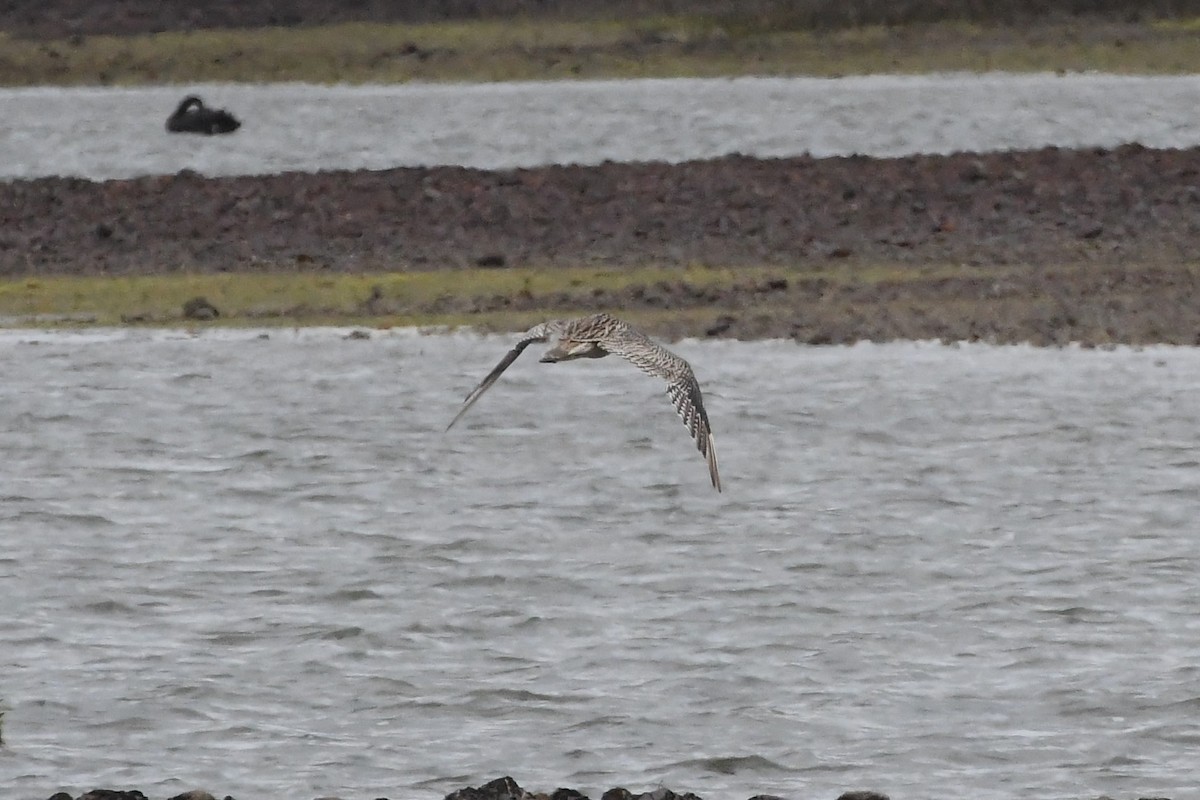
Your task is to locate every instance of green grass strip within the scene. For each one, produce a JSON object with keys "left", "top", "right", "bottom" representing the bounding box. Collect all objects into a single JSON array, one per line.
[{"left": 7, "top": 15, "right": 1200, "bottom": 85}]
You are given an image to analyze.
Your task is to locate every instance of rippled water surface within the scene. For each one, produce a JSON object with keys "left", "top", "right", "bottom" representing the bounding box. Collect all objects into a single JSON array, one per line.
[
  {"left": 2, "top": 329, "right": 1198, "bottom": 799},
  {"left": 5, "top": 73, "right": 1200, "bottom": 180}
]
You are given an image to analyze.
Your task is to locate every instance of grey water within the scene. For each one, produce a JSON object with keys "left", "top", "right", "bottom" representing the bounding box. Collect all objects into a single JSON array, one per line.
[
  {"left": 5, "top": 73, "right": 1200, "bottom": 180},
  {"left": 1, "top": 329, "right": 1198, "bottom": 799}
]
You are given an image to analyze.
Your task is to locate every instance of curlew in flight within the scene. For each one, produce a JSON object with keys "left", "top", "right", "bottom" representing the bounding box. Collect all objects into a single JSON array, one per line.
[{"left": 446, "top": 313, "right": 721, "bottom": 491}]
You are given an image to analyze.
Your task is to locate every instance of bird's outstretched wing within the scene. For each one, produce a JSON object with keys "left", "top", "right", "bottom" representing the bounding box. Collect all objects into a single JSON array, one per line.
[
  {"left": 445, "top": 321, "right": 563, "bottom": 431},
  {"left": 599, "top": 322, "right": 721, "bottom": 492}
]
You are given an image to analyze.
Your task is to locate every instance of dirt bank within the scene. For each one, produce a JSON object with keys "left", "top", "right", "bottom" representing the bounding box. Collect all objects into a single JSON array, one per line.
[
  {"left": 4, "top": 144, "right": 1200, "bottom": 343},
  {"left": 8, "top": 144, "right": 1200, "bottom": 277},
  {"left": 4, "top": 0, "right": 1196, "bottom": 39}
]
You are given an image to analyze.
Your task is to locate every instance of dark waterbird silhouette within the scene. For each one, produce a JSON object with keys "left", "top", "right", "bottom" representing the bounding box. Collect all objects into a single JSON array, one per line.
[{"left": 165, "top": 95, "right": 240, "bottom": 135}]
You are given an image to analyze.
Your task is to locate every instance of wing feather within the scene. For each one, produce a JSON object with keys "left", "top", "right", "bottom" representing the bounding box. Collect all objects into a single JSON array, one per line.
[{"left": 602, "top": 323, "right": 722, "bottom": 492}]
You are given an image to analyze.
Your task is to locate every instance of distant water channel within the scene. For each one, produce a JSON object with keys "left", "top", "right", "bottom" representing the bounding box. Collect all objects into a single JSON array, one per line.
[
  {"left": 2, "top": 329, "right": 1198, "bottom": 799},
  {"left": 4, "top": 73, "right": 1200, "bottom": 180}
]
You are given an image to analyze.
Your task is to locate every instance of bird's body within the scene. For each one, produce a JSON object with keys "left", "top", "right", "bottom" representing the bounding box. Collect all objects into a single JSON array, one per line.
[{"left": 447, "top": 313, "right": 721, "bottom": 491}]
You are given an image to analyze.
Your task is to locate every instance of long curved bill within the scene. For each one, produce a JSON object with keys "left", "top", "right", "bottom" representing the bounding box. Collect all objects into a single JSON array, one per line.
[{"left": 445, "top": 342, "right": 533, "bottom": 431}]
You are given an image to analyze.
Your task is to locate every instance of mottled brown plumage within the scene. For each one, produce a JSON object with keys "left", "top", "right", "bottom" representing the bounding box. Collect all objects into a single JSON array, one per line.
[{"left": 447, "top": 313, "right": 721, "bottom": 491}]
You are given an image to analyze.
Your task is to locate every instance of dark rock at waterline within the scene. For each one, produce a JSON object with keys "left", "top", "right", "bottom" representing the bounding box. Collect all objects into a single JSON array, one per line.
[
  {"left": 638, "top": 789, "right": 703, "bottom": 800},
  {"left": 47, "top": 791, "right": 234, "bottom": 800},
  {"left": 36, "top": 781, "right": 1176, "bottom": 800},
  {"left": 441, "top": 779, "right": 889, "bottom": 800},
  {"left": 549, "top": 789, "right": 589, "bottom": 800},
  {"left": 445, "top": 776, "right": 528, "bottom": 800},
  {"left": 182, "top": 296, "right": 220, "bottom": 320},
  {"left": 446, "top": 779, "right": 709, "bottom": 800},
  {"left": 166, "top": 791, "right": 220, "bottom": 800}
]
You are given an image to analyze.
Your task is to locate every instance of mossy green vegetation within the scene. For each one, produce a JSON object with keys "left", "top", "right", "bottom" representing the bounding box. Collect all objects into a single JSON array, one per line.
[
  {"left": 6, "top": 258, "right": 1198, "bottom": 345},
  {"left": 0, "top": 261, "right": 944, "bottom": 331},
  {"left": 5, "top": 14, "right": 1200, "bottom": 86},
  {"left": 0, "top": 259, "right": 1143, "bottom": 341}
]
